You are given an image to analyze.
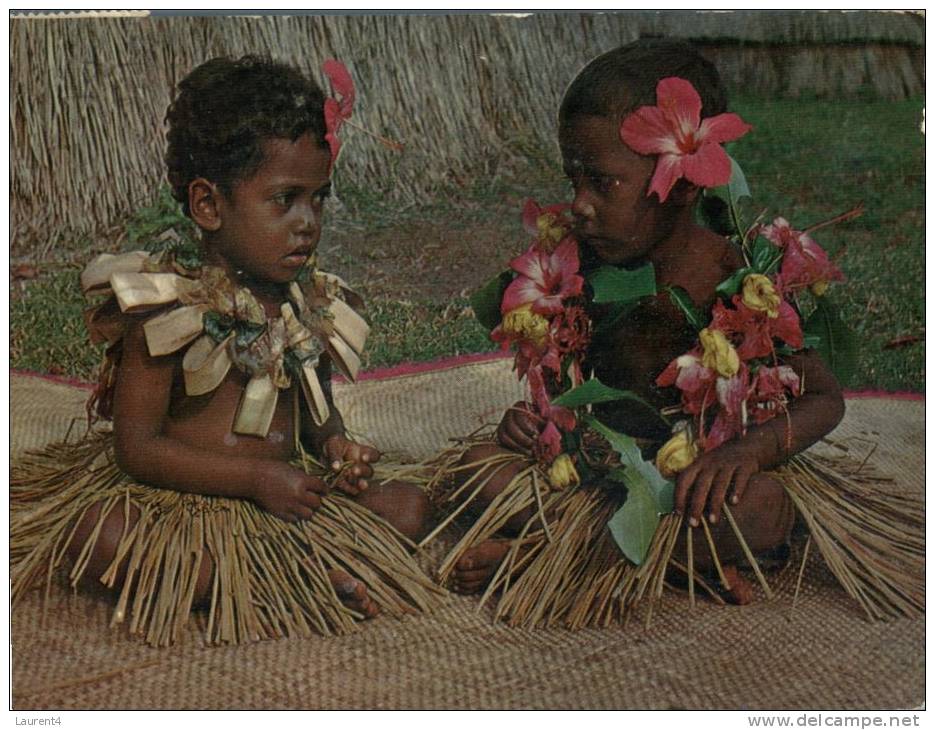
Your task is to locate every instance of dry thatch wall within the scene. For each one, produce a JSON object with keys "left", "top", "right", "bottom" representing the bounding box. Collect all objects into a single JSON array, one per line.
[{"left": 10, "top": 11, "right": 924, "bottom": 249}]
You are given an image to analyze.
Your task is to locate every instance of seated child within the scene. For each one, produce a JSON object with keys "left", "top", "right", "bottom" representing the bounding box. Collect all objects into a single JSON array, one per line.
[
  {"left": 11, "top": 55, "right": 440, "bottom": 646},
  {"left": 429, "top": 39, "right": 922, "bottom": 624}
]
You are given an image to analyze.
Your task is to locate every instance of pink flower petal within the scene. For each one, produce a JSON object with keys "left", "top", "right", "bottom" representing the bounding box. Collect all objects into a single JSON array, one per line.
[
  {"left": 698, "top": 112, "right": 752, "bottom": 145},
  {"left": 656, "top": 77, "right": 702, "bottom": 135},
  {"left": 508, "top": 246, "right": 547, "bottom": 286},
  {"left": 322, "top": 59, "right": 355, "bottom": 117},
  {"left": 521, "top": 199, "right": 541, "bottom": 236},
  {"left": 620, "top": 106, "right": 679, "bottom": 156},
  {"left": 647, "top": 154, "right": 683, "bottom": 202},
  {"left": 501, "top": 276, "right": 543, "bottom": 314},
  {"left": 679, "top": 142, "right": 732, "bottom": 189},
  {"left": 530, "top": 294, "right": 566, "bottom": 316},
  {"left": 773, "top": 301, "right": 804, "bottom": 349}
]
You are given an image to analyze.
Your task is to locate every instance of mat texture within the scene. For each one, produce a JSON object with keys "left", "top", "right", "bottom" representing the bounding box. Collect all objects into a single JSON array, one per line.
[{"left": 9, "top": 362, "right": 925, "bottom": 710}]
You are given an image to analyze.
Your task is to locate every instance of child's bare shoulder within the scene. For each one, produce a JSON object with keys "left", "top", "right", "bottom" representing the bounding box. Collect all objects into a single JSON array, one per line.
[{"left": 663, "top": 227, "right": 743, "bottom": 308}]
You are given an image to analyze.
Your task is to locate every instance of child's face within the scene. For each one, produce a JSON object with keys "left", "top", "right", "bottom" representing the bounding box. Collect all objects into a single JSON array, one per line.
[
  {"left": 211, "top": 132, "right": 331, "bottom": 285},
  {"left": 560, "top": 115, "right": 679, "bottom": 267}
]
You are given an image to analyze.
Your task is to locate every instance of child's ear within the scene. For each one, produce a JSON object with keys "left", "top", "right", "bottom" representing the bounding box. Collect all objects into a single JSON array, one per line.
[{"left": 188, "top": 178, "right": 223, "bottom": 232}]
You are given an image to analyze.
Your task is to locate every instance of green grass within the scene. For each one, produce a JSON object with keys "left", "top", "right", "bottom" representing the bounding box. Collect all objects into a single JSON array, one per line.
[
  {"left": 10, "top": 96, "right": 924, "bottom": 391},
  {"left": 728, "top": 95, "right": 924, "bottom": 391}
]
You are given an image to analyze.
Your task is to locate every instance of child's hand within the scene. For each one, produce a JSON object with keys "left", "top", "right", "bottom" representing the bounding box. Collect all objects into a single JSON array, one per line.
[
  {"left": 323, "top": 434, "right": 380, "bottom": 496},
  {"left": 496, "top": 401, "right": 541, "bottom": 455},
  {"left": 253, "top": 462, "right": 329, "bottom": 523},
  {"left": 673, "top": 440, "right": 761, "bottom": 527}
]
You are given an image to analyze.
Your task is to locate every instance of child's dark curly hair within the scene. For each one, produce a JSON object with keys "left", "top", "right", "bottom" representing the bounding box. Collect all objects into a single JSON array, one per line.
[
  {"left": 165, "top": 55, "right": 328, "bottom": 216},
  {"left": 559, "top": 38, "right": 727, "bottom": 125}
]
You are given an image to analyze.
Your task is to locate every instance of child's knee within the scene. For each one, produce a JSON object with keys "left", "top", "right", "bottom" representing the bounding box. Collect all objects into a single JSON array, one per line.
[
  {"left": 66, "top": 500, "right": 141, "bottom": 587},
  {"left": 458, "top": 444, "right": 529, "bottom": 506},
  {"left": 356, "top": 480, "right": 431, "bottom": 543}
]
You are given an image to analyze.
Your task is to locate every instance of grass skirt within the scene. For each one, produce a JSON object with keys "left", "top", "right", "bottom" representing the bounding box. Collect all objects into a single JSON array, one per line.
[
  {"left": 11, "top": 431, "right": 443, "bottom": 647},
  {"left": 423, "top": 433, "right": 924, "bottom": 629}
]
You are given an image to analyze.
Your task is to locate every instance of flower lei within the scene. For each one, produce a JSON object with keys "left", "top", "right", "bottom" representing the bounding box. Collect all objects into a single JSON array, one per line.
[
  {"left": 473, "top": 76, "right": 854, "bottom": 565},
  {"left": 82, "top": 247, "right": 369, "bottom": 439}
]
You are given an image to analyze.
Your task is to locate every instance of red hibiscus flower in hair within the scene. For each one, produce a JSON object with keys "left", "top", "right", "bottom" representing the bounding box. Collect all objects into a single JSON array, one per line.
[
  {"left": 761, "top": 217, "right": 845, "bottom": 296},
  {"left": 620, "top": 77, "right": 752, "bottom": 203},
  {"left": 322, "top": 59, "right": 356, "bottom": 168}
]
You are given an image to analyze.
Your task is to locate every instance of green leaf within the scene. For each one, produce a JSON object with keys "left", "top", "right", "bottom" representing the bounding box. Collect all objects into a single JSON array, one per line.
[
  {"left": 203, "top": 311, "right": 235, "bottom": 343},
  {"left": 552, "top": 377, "right": 655, "bottom": 411},
  {"left": 750, "top": 235, "right": 782, "bottom": 274},
  {"left": 715, "top": 267, "right": 752, "bottom": 298},
  {"left": 469, "top": 270, "right": 512, "bottom": 331},
  {"left": 607, "top": 468, "right": 660, "bottom": 565},
  {"left": 588, "top": 263, "right": 656, "bottom": 304},
  {"left": 234, "top": 320, "right": 267, "bottom": 349},
  {"left": 727, "top": 156, "right": 751, "bottom": 203},
  {"left": 802, "top": 297, "right": 858, "bottom": 383},
  {"left": 665, "top": 286, "right": 706, "bottom": 331},
  {"left": 582, "top": 414, "right": 643, "bottom": 468}
]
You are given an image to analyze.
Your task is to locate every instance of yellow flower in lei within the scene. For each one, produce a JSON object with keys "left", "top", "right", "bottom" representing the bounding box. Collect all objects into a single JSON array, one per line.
[
  {"left": 699, "top": 327, "right": 740, "bottom": 378},
  {"left": 536, "top": 212, "right": 566, "bottom": 252},
  {"left": 547, "top": 453, "right": 580, "bottom": 490},
  {"left": 741, "top": 274, "right": 781, "bottom": 318},
  {"left": 501, "top": 303, "right": 549, "bottom": 346},
  {"left": 811, "top": 280, "right": 830, "bottom": 297},
  {"left": 655, "top": 430, "right": 699, "bottom": 478}
]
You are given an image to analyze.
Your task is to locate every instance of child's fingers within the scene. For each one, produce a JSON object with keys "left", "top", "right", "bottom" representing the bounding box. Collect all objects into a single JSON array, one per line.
[
  {"left": 323, "top": 436, "right": 348, "bottom": 467},
  {"left": 689, "top": 468, "right": 718, "bottom": 526},
  {"left": 706, "top": 468, "right": 734, "bottom": 524},
  {"left": 674, "top": 464, "right": 701, "bottom": 519},
  {"left": 353, "top": 443, "right": 380, "bottom": 464},
  {"left": 730, "top": 463, "right": 758, "bottom": 505}
]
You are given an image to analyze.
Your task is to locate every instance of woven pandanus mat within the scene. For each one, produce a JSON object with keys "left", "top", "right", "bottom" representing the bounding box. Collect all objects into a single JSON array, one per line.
[{"left": 8, "top": 366, "right": 924, "bottom": 710}]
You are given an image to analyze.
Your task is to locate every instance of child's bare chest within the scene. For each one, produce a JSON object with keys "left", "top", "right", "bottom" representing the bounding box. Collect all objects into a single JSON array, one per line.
[{"left": 164, "top": 368, "right": 298, "bottom": 461}]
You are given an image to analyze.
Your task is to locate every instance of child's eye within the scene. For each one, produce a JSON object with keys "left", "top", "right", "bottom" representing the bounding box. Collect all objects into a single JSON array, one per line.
[
  {"left": 314, "top": 186, "right": 332, "bottom": 203},
  {"left": 591, "top": 173, "right": 621, "bottom": 195},
  {"left": 272, "top": 191, "right": 297, "bottom": 207}
]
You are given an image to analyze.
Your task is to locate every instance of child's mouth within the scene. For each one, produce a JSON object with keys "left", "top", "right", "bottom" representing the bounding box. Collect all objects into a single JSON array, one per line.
[{"left": 282, "top": 248, "right": 312, "bottom": 267}]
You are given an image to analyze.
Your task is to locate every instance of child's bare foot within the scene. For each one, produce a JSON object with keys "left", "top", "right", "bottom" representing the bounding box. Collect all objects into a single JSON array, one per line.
[
  {"left": 452, "top": 539, "right": 512, "bottom": 594},
  {"left": 328, "top": 569, "right": 379, "bottom": 618},
  {"left": 719, "top": 565, "right": 755, "bottom": 605}
]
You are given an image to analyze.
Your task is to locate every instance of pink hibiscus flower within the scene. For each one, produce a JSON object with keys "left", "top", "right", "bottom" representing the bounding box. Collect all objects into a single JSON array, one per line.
[
  {"left": 706, "top": 365, "right": 751, "bottom": 449},
  {"left": 501, "top": 238, "right": 585, "bottom": 316},
  {"left": 710, "top": 297, "right": 803, "bottom": 362},
  {"left": 656, "top": 352, "right": 717, "bottom": 416},
  {"left": 761, "top": 217, "right": 845, "bottom": 294},
  {"left": 322, "top": 59, "right": 356, "bottom": 168},
  {"left": 620, "top": 77, "right": 752, "bottom": 203}
]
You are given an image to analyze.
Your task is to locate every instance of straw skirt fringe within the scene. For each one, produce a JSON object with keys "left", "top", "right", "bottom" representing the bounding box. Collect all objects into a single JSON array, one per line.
[
  {"left": 11, "top": 432, "right": 443, "bottom": 647},
  {"left": 425, "top": 437, "right": 924, "bottom": 629}
]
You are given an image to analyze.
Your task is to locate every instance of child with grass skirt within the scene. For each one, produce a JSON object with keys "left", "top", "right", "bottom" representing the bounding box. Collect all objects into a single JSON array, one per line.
[
  {"left": 11, "top": 55, "right": 442, "bottom": 646},
  {"left": 425, "top": 38, "right": 923, "bottom": 626}
]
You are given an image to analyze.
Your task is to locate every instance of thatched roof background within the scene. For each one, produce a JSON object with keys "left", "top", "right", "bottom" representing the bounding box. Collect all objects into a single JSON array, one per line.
[{"left": 9, "top": 11, "right": 924, "bottom": 249}]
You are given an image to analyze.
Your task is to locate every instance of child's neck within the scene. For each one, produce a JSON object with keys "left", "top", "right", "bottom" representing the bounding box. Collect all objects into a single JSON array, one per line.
[{"left": 646, "top": 207, "right": 723, "bottom": 287}]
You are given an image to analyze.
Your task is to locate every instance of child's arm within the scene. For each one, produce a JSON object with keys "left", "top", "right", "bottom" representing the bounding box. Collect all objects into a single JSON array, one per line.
[
  {"left": 300, "top": 354, "right": 379, "bottom": 496},
  {"left": 112, "top": 320, "right": 328, "bottom": 522},
  {"left": 674, "top": 348, "right": 845, "bottom": 526}
]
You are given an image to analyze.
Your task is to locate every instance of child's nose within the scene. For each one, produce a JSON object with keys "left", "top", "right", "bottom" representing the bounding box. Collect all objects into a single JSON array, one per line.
[{"left": 571, "top": 192, "right": 597, "bottom": 222}]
